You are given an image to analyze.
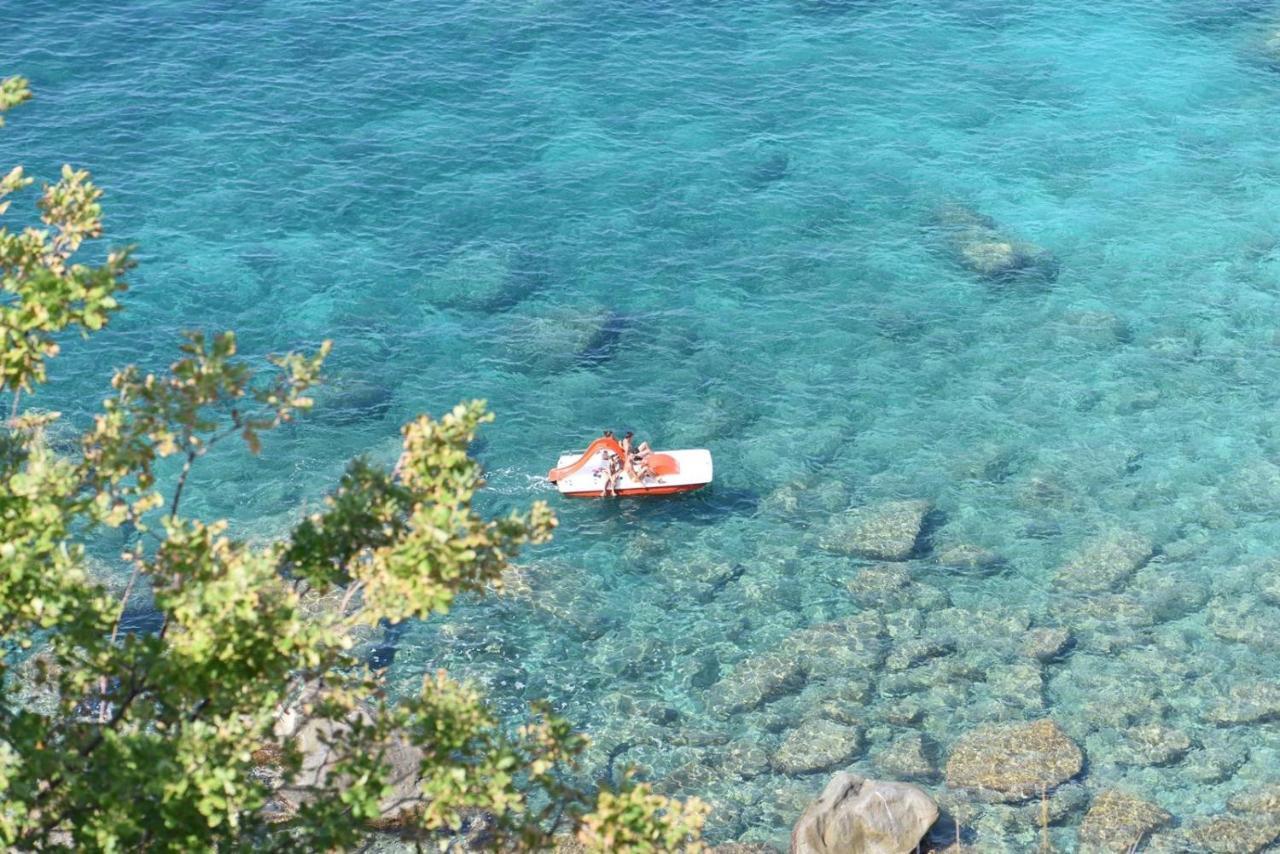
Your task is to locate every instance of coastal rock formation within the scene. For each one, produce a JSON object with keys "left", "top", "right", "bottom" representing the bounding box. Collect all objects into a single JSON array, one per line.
[
  {"left": 9, "top": 651, "right": 61, "bottom": 717},
  {"left": 1052, "top": 530, "right": 1154, "bottom": 592},
  {"left": 933, "top": 203, "right": 1059, "bottom": 283},
  {"left": 790, "top": 772, "right": 938, "bottom": 854},
  {"left": 276, "top": 710, "right": 423, "bottom": 824},
  {"left": 820, "top": 500, "right": 932, "bottom": 561},
  {"left": 1078, "top": 790, "right": 1171, "bottom": 853},
  {"left": 773, "top": 718, "right": 863, "bottom": 775},
  {"left": 944, "top": 719, "right": 1083, "bottom": 802}
]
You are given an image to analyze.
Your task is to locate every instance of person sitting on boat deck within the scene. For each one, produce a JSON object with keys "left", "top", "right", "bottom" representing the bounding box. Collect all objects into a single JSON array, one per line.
[
  {"left": 620, "top": 431, "right": 639, "bottom": 479},
  {"left": 629, "top": 436, "right": 664, "bottom": 483},
  {"left": 601, "top": 448, "right": 623, "bottom": 497}
]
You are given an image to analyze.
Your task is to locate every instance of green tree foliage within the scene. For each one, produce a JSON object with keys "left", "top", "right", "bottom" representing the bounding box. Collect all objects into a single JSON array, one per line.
[{"left": 0, "top": 79, "right": 707, "bottom": 852}]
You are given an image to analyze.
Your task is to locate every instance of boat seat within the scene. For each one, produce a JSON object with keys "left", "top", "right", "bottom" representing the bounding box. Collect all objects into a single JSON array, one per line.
[{"left": 647, "top": 453, "right": 679, "bottom": 476}]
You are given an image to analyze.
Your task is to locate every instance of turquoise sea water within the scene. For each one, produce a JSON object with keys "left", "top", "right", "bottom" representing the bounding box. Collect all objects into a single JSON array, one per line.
[{"left": 12, "top": 0, "right": 1280, "bottom": 847}]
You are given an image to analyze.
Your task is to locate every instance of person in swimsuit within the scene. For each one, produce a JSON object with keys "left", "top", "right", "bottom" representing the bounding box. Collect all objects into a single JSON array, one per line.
[
  {"left": 601, "top": 449, "right": 622, "bottom": 497},
  {"left": 620, "top": 431, "right": 639, "bottom": 480},
  {"left": 628, "top": 437, "right": 663, "bottom": 483}
]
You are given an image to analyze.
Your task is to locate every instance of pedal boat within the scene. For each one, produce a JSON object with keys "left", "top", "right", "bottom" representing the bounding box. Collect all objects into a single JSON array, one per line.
[{"left": 547, "top": 437, "right": 712, "bottom": 498}]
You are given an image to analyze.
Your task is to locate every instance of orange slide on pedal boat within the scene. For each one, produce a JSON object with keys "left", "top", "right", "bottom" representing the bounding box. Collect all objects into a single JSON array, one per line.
[{"left": 547, "top": 437, "right": 713, "bottom": 498}]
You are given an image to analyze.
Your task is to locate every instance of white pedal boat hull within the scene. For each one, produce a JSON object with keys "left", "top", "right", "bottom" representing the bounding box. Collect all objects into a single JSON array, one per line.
[{"left": 549, "top": 444, "right": 712, "bottom": 498}]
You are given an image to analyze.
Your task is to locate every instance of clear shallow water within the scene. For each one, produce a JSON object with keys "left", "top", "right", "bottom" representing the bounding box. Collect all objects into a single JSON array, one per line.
[{"left": 12, "top": 0, "right": 1280, "bottom": 847}]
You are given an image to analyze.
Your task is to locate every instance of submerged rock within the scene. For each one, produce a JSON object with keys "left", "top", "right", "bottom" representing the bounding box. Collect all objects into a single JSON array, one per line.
[
  {"left": 1228, "top": 784, "right": 1280, "bottom": 817},
  {"left": 933, "top": 203, "right": 1059, "bottom": 283},
  {"left": 1207, "top": 597, "right": 1280, "bottom": 650},
  {"left": 1021, "top": 626, "right": 1072, "bottom": 662},
  {"left": 932, "top": 544, "right": 1006, "bottom": 574},
  {"left": 710, "top": 649, "right": 808, "bottom": 716},
  {"left": 1184, "top": 742, "right": 1248, "bottom": 784},
  {"left": 500, "top": 300, "right": 620, "bottom": 373},
  {"left": 804, "top": 677, "right": 874, "bottom": 726},
  {"left": 984, "top": 662, "right": 1046, "bottom": 712},
  {"left": 1055, "top": 309, "right": 1132, "bottom": 348},
  {"left": 820, "top": 500, "right": 933, "bottom": 561},
  {"left": 789, "top": 614, "right": 888, "bottom": 679},
  {"left": 1208, "top": 682, "right": 1280, "bottom": 725},
  {"left": 721, "top": 738, "right": 772, "bottom": 781},
  {"left": 1256, "top": 558, "right": 1280, "bottom": 607},
  {"left": 1078, "top": 790, "right": 1172, "bottom": 853},
  {"left": 773, "top": 718, "right": 863, "bottom": 776},
  {"left": 1115, "top": 723, "right": 1191, "bottom": 767},
  {"left": 315, "top": 379, "right": 393, "bottom": 425},
  {"left": 885, "top": 638, "right": 955, "bottom": 672},
  {"left": 1179, "top": 815, "right": 1280, "bottom": 853},
  {"left": 944, "top": 719, "right": 1083, "bottom": 802},
  {"left": 872, "top": 732, "right": 937, "bottom": 781},
  {"left": 1053, "top": 530, "right": 1154, "bottom": 593},
  {"left": 790, "top": 772, "right": 938, "bottom": 854},
  {"left": 419, "top": 243, "right": 521, "bottom": 311},
  {"left": 846, "top": 564, "right": 950, "bottom": 612}
]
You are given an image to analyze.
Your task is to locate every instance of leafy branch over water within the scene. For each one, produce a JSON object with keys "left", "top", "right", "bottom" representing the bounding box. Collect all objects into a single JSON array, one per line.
[{"left": 0, "top": 78, "right": 707, "bottom": 851}]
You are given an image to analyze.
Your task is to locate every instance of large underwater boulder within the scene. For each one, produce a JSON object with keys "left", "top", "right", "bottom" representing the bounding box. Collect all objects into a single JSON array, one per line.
[
  {"left": 419, "top": 243, "right": 528, "bottom": 311},
  {"left": 790, "top": 772, "right": 938, "bottom": 854},
  {"left": 314, "top": 379, "right": 394, "bottom": 426},
  {"left": 773, "top": 718, "right": 864, "bottom": 775},
  {"left": 710, "top": 649, "right": 808, "bottom": 716},
  {"left": 1077, "top": 790, "right": 1172, "bottom": 853},
  {"left": 709, "top": 614, "right": 890, "bottom": 718},
  {"left": 820, "top": 500, "right": 932, "bottom": 561},
  {"left": 1208, "top": 682, "right": 1280, "bottom": 725},
  {"left": 846, "top": 564, "right": 951, "bottom": 612},
  {"left": 499, "top": 300, "right": 619, "bottom": 373},
  {"left": 944, "top": 719, "right": 1083, "bottom": 802},
  {"left": 872, "top": 732, "right": 937, "bottom": 781},
  {"left": 1052, "top": 530, "right": 1154, "bottom": 593},
  {"left": 933, "top": 203, "right": 1059, "bottom": 283}
]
